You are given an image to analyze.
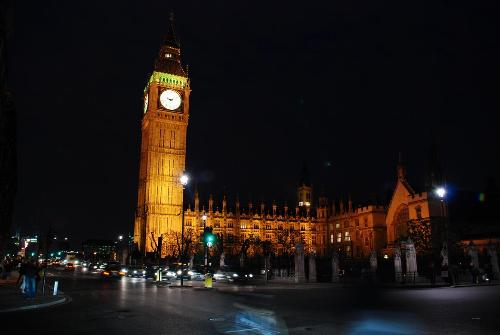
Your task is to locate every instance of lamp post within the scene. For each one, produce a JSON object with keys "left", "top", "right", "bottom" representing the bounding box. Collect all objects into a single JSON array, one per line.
[
  {"left": 202, "top": 213, "right": 208, "bottom": 274},
  {"left": 435, "top": 187, "right": 447, "bottom": 238},
  {"left": 435, "top": 186, "right": 450, "bottom": 282},
  {"left": 180, "top": 173, "right": 189, "bottom": 286}
]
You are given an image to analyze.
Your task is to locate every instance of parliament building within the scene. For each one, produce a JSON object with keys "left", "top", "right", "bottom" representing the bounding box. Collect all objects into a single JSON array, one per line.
[{"left": 133, "top": 17, "right": 447, "bottom": 259}]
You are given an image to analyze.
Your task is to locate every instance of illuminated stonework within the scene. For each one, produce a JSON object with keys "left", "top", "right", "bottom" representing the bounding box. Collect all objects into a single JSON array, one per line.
[{"left": 134, "top": 17, "right": 190, "bottom": 254}]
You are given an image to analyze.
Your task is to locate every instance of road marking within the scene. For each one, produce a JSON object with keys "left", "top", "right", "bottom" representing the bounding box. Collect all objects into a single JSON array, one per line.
[{"left": 224, "top": 327, "right": 262, "bottom": 333}]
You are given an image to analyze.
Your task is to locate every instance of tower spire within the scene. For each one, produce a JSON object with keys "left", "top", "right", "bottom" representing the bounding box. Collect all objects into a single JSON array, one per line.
[
  {"left": 397, "top": 152, "right": 406, "bottom": 180},
  {"left": 154, "top": 12, "right": 186, "bottom": 76},
  {"left": 165, "top": 12, "right": 180, "bottom": 48}
]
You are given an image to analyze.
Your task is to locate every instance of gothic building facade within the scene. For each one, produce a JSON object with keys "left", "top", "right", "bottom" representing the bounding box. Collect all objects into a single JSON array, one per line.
[{"left": 134, "top": 17, "right": 446, "bottom": 258}]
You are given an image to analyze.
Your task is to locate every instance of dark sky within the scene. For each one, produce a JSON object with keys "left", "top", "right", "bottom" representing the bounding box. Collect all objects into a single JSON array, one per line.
[{"left": 8, "top": 1, "right": 500, "bottom": 245}]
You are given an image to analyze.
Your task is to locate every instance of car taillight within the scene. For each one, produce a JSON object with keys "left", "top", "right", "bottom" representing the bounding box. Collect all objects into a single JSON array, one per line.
[{"left": 103, "top": 271, "right": 110, "bottom": 276}]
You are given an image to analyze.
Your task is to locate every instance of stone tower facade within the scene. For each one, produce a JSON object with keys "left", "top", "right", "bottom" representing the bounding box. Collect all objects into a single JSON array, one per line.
[{"left": 134, "top": 15, "right": 190, "bottom": 254}]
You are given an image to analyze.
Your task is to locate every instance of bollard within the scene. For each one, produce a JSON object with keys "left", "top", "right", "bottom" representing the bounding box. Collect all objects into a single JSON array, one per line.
[
  {"left": 204, "top": 274, "right": 213, "bottom": 288},
  {"left": 53, "top": 281, "right": 59, "bottom": 296}
]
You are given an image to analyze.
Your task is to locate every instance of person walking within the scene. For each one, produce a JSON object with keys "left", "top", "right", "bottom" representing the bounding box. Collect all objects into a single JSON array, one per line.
[
  {"left": 24, "top": 259, "right": 38, "bottom": 299},
  {"left": 1, "top": 257, "right": 13, "bottom": 279},
  {"left": 429, "top": 260, "right": 436, "bottom": 285},
  {"left": 16, "top": 260, "right": 27, "bottom": 293}
]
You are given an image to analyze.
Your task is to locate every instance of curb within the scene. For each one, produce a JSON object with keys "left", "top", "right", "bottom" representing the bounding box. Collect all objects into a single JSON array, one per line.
[{"left": 0, "top": 295, "right": 68, "bottom": 313}]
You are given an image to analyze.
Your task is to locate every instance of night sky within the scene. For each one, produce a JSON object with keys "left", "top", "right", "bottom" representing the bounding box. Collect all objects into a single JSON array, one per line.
[{"left": 8, "top": 1, "right": 500, "bottom": 245}]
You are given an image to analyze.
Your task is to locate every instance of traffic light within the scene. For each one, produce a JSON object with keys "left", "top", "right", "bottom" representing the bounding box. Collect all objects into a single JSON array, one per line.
[{"left": 203, "top": 227, "right": 216, "bottom": 247}]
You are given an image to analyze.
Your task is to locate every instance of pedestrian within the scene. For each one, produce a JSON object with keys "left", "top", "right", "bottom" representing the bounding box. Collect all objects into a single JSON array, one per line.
[
  {"left": 470, "top": 262, "right": 479, "bottom": 284},
  {"left": 17, "top": 260, "right": 27, "bottom": 293},
  {"left": 1, "top": 257, "right": 13, "bottom": 279},
  {"left": 429, "top": 260, "right": 436, "bottom": 285},
  {"left": 24, "top": 259, "right": 38, "bottom": 299}
]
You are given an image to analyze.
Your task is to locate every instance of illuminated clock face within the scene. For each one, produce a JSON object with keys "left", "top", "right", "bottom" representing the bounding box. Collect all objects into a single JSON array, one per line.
[
  {"left": 143, "top": 94, "right": 148, "bottom": 114},
  {"left": 159, "top": 89, "right": 181, "bottom": 110}
]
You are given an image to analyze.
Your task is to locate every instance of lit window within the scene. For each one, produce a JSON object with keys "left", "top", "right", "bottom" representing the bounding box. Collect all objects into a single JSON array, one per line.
[
  {"left": 165, "top": 53, "right": 172, "bottom": 58},
  {"left": 344, "top": 231, "right": 351, "bottom": 241},
  {"left": 330, "top": 234, "right": 334, "bottom": 243},
  {"left": 337, "top": 232, "right": 342, "bottom": 243},
  {"left": 335, "top": 223, "right": 340, "bottom": 229}
]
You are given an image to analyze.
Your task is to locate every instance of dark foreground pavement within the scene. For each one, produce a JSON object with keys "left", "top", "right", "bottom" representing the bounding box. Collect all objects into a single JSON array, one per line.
[{"left": 1, "top": 271, "right": 500, "bottom": 334}]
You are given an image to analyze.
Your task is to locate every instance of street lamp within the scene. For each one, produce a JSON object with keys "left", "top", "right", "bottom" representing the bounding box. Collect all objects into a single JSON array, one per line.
[
  {"left": 435, "top": 187, "right": 446, "bottom": 199},
  {"left": 180, "top": 173, "right": 189, "bottom": 286},
  {"left": 202, "top": 213, "right": 208, "bottom": 274},
  {"left": 118, "top": 235, "right": 123, "bottom": 241}
]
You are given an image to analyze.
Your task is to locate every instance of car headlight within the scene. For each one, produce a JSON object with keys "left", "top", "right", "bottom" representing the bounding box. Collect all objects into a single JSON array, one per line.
[
  {"left": 93, "top": 265, "right": 97, "bottom": 269},
  {"left": 233, "top": 273, "right": 238, "bottom": 277},
  {"left": 249, "top": 274, "right": 253, "bottom": 278},
  {"left": 176, "top": 270, "right": 182, "bottom": 275},
  {"left": 133, "top": 270, "right": 137, "bottom": 274},
  {"left": 121, "top": 268, "right": 128, "bottom": 273},
  {"left": 142, "top": 270, "right": 146, "bottom": 274},
  {"left": 188, "top": 271, "right": 193, "bottom": 276}
]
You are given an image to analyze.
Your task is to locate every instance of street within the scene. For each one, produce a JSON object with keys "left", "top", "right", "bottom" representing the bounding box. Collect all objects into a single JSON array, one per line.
[{"left": 1, "top": 271, "right": 500, "bottom": 334}]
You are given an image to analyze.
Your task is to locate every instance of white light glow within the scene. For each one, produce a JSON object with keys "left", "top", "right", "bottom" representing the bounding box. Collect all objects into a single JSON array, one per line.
[
  {"left": 435, "top": 187, "right": 446, "bottom": 198},
  {"left": 180, "top": 174, "right": 189, "bottom": 186}
]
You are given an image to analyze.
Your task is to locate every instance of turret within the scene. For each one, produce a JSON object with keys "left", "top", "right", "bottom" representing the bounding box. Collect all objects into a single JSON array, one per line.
[
  {"left": 209, "top": 194, "right": 214, "bottom": 213},
  {"left": 235, "top": 196, "right": 240, "bottom": 216},
  {"left": 297, "top": 162, "right": 313, "bottom": 208},
  {"left": 194, "top": 189, "right": 199, "bottom": 213},
  {"left": 222, "top": 194, "right": 227, "bottom": 214}
]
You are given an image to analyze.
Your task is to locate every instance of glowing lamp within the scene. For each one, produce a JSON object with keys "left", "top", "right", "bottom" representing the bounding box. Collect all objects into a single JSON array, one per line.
[
  {"left": 435, "top": 187, "right": 446, "bottom": 199},
  {"left": 180, "top": 174, "right": 189, "bottom": 186}
]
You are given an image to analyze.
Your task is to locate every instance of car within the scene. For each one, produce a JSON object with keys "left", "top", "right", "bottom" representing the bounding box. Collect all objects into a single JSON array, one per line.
[
  {"left": 127, "top": 266, "right": 147, "bottom": 278},
  {"left": 214, "top": 267, "right": 255, "bottom": 283},
  {"left": 189, "top": 270, "right": 205, "bottom": 281},
  {"left": 65, "top": 262, "right": 75, "bottom": 270},
  {"left": 101, "top": 264, "right": 126, "bottom": 278}
]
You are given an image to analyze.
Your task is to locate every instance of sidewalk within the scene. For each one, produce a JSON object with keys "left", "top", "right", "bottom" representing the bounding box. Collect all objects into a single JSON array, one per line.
[{"left": 0, "top": 278, "right": 68, "bottom": 313}]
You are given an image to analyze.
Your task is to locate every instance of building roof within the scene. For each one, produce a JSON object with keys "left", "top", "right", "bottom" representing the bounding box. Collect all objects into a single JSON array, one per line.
[
  {"left": 154, "top": 13, "right": 187, "bottom": 77},
  {"left": 163, "top": 12, "right": 180, "bottom": 48}
]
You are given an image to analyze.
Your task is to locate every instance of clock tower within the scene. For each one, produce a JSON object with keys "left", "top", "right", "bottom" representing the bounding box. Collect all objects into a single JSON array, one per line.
[{"left": 134, "top": 14, "right": 190, "bottom": 255}]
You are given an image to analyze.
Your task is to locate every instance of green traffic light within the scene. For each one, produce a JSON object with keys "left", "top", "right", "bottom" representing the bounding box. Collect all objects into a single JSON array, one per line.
[{"left": 206, "top": 235, "right": 215, "bottom": 247}]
